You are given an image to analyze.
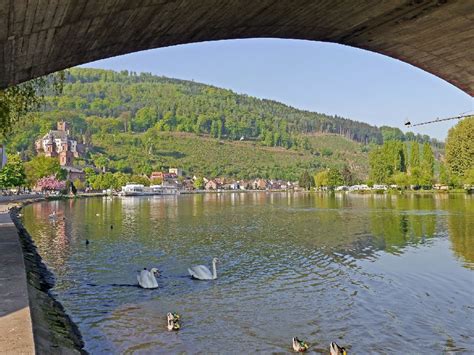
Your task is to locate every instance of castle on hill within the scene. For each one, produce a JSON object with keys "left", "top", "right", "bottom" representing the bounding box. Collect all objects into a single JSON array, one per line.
[
  {"left": 35, "top": 121, "right": 85, "bottom": 181},
  {"left": 35, "top": 121, "right": 82, "bottom": 166}
]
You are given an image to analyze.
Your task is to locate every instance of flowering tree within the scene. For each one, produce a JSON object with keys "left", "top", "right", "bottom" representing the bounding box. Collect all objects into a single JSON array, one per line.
[{"left": 36, "top": 175, "right": 66, "bottom": 192}]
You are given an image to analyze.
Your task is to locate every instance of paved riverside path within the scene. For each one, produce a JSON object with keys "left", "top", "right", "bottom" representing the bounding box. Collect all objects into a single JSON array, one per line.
[{"left": 0, "top": 203, "right": 35, "bottom": 354}]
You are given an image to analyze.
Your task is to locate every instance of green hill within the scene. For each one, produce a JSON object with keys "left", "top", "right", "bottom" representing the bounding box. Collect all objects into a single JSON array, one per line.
[
  {"left": 5, "top": 68, "right": 440, "bottom": 181},
  {"left": 87, "top": 131, "right": 368, "bottom": 180}
]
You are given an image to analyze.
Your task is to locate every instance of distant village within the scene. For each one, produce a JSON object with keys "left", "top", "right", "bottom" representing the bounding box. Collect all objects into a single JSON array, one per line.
[{"left": 150, "top": 169, "right": 297, "bottom": 192}]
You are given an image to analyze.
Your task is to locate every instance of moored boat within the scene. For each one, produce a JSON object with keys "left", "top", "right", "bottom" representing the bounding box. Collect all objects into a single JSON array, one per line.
[{"left": 119, "top": 183, "right": 179, "bottom": 196}]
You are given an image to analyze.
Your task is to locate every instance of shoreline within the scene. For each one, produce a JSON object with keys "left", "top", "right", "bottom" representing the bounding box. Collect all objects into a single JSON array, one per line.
[{"left": 8, "top": 199, "right": 86, "bottom": 354}]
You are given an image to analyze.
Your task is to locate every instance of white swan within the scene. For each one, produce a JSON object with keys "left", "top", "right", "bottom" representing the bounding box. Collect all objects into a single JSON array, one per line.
[
  {"left": 188, "top": 258, "right": 219, "bottom": 280},
  {"left": 137, "top": 268, "right": 159, "bottom": 289}
]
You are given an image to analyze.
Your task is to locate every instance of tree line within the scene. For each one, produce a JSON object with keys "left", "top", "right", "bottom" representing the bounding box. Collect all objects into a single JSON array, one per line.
[
  {"left": 368, "top": 117, "right": 473, "bottom": 188},
  {"left": 296, "top": 117, "right": 473, "bottom": 190}
]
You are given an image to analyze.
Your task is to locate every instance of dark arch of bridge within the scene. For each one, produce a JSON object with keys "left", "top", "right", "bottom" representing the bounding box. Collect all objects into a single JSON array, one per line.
[{"left": 0, "top": 0, "right": 473, "bottom": 95}]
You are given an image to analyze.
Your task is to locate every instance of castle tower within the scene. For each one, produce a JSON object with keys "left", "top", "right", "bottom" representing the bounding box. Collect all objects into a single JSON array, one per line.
[
  {"left": 44, "top": 134, "right": 58, "bottom": 157},
  {"left": 59, "top": 150, "right": 74, "bottom": 166},
  {"left": 57, "top": 121, "right": 70, "bottom": 134}
]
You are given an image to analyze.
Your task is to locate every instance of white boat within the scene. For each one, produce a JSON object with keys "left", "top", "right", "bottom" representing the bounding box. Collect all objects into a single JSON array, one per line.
[
  {"left": 120, "top": 184, "right": 146, "bottom": 196},
  {"left": 150, "top": 185, "right": 178, "bottom": 195},
  {"left": 119, "top": 184, "right": 179, "bottom": 196}
]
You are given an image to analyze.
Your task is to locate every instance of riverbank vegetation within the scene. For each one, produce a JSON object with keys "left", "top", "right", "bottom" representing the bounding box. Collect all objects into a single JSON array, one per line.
[{"left": 365, "top": 117, "right": 473, "bottom": 190}]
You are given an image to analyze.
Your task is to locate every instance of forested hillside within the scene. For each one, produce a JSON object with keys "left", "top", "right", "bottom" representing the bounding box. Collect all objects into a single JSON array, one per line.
[
  {"left": 5, "top": 68, "right": 441, "bottom": 181},
  {"left": 51, "top": 68, "right": 384, "bottom": 146}
]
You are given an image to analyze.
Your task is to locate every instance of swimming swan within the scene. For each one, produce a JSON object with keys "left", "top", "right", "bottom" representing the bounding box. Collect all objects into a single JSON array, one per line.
[
  {"left": 137, "top": 268, "right": 159, "bottom": 289},
  {"left": 188, "top": 258, "right": 219, "bottom": 280}
]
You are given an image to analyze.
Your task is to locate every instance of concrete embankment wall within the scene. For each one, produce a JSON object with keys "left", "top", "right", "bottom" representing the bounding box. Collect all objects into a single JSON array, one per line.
[
  {"left": 1, "top": 199, "right": 86, "bottom": 354},
  {"left": 0, "top": 204, "right": 35, "bottom": 353}
]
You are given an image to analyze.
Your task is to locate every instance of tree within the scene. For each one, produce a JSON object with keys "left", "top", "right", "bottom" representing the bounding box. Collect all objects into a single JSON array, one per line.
[
  {"left": 194, "top": 177, "right": 204, "bottom": 189},
  {"left": 327, "top": 168, "right": 344, "bottom": 188},
  {"left": 438, "top": 163, "right": 450, "bottom": 185},
  {"left": 464, "top": 167, "right": 474, "bottom": 186},
  {"left": 24, "top": 156, "right": 66, "bottom": 186},
  {"left": 113, "top": 172, "right": 129, "bottom": 189},
  {"left": 84, "top": 167, "right": 96, "bottom": 185},
  {"left": 445, "top": 117, "right": 474, "bottom": 179},
  {"left": 119, "top": 111, "right": 132, "bottom": 132},
  {"left": 36, "top": 175, "right": 66, "bottom": 192},
  {"left": 92, "top": 154, "right": 109, "bottom": 171},
  {"left": 0, "top": 154, "right": 26, "bottom": 189},
  {"left": 0, "top": 72, "right": 64, "bottom": 137},
  {"left": 314, "top": 170, "right": 329, "bottom": 189},
  {"left": 380, "top": 126, "right": 405, "bottom": 142},
  {"left": 130, "top": 175, "right": 150, "bottom": 186},
  {"left": 385, "top": 141, "right": 406, "bottom": 173},
  {"left": 392, "top": 172, "right": 409, "bottom": 189},
  {"left": 405, "top": 131, "right": 416, "bottom": 141},
  {"left": 410, "top": 167, "right": 422, "bottom": 187},
  {"left": 263, "top": 130, "right": 274, "bottom": 146},
  {"left": 368, "top": 141, "right": 407, "bottom": 184},
  {"left": 298, "top": 170, "right": 314, "bottom": 190},
  {"left": 73, "top": 178, "right": 85, "bottom": 191},
  {"left": 369, "top": 147, "right": 392, "bottom": 183},
  {"left": 134, "top": 106, "right": 157, "bottom": 132},
  {"left": 410, "top": 142, "right": 420, "bottom": 170},
  {"left": 420, "top": 142, "right": 434, "bottom": 187}
]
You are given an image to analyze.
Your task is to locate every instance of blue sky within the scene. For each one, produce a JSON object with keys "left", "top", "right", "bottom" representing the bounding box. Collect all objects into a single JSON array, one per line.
[{"left": 82, "top": 39, "right": 472, "bottom": 140}]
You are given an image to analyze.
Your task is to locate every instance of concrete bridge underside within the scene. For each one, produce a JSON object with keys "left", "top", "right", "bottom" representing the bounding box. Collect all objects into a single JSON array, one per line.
[{"left": 0, "top": 0, "right": 473, "bottom": 95}]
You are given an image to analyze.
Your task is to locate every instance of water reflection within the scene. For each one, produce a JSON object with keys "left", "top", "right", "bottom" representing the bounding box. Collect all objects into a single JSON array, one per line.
[
  {"left": 24, "top": 193, "right": 473, "bottom": 270},
  {"left": 445, "top": 195, "right": 474, "bottom": 269},
  {"left": 367, "top": 195, "right": 439, "bottom": 254},
  {"left": 22, "top": 193, "right": 473, "bottom": 353}
]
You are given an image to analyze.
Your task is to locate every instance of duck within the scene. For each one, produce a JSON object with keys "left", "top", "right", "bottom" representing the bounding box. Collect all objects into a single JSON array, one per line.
[
  {"left": 292, "top": 337, "right": 309, "bottom": 352},
  {"left": 167, "top": 312, "right": 181, "bottom": 331},
  {"left": 188, "top": 258, "right": 219, "bottom": 280},
  {"left": 330, "top": 342, "right": 347, "bottom": 355},
  {"left": 137, "top": 267, "right": 159, "bottom": 289},
  {"left": 48, "top": 211, "right": 57, "bottom": 219}
]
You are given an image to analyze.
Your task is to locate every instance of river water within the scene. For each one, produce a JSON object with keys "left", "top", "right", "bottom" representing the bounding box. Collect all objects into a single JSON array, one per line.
[{"left": 22, "top": 193, "right": 473, "bottom": 354}]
